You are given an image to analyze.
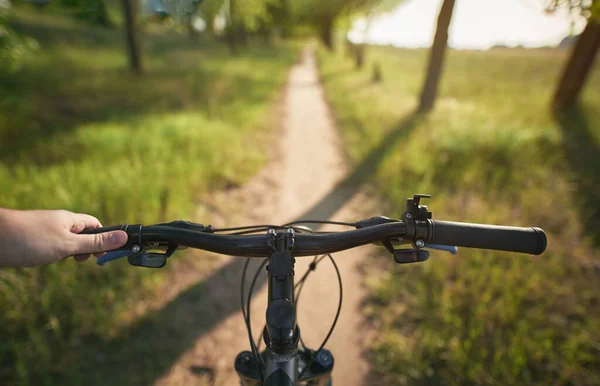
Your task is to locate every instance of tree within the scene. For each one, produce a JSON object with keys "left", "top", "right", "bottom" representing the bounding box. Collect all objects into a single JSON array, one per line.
[
  {"left": 83, "top": 0, "right": 112, "bottom": 27},
  {"left": 256, "top": 0, "right": 289, "bottom": 42},
  {"left": 225, "top": 0, "right": 241, "bottom": 53},
  {"left": 200, "top": 0, "right": 223, "bottom": 37},
  {"left": 58, "top": 0, "right": 113, "bottom": 26},
  {"left": 184, "top": 0, "right": 203, "bottom": 39},
  {"left": 290, "top": 0, "right": 349, "bottom": 50},
  {"left": 223, "top": 0, "right": 282, "bottom": 52},
  {"left": 549, "top": 0, "right": 600, "bottom": 110},
  {"left": 291, "top": 0, "right": 403, "bottom": 51},
  {"left": 352, "top": 1, "right": 406, "bottom": 68},
  {"left": 121, "top": 0, "right": 143, "bottom": 74},
  {"left": 418, "top": 0, "right": 456, "bottom": 112},
  {"left": 1, "top": 6, "right": 39, "bottom": 73},
  {"left": 156, "top": 0, "right": 204, "bottom": 38},
  {"left": 187, "top": 13, "right": 197, "bottom": 38},
  {"left": 349, "top": 16, "right": 370, "bottom": 69}
]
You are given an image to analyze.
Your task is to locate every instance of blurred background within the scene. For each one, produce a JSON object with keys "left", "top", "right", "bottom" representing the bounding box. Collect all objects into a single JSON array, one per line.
[{"left": 1, "top": 0, "right": 599, "bottom": 385}]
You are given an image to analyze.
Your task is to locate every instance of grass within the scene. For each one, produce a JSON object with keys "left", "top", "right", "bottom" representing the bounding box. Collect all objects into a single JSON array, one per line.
[
  {"left": 0, "top": 8, "right": 298, "bottom": 385},
  {"left": 318, "top": 45, "right": 600, "bottom": 385}
]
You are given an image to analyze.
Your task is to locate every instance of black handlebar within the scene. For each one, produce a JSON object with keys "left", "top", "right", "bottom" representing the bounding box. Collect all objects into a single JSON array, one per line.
[
  {"left": 83, "top": 222, "right": 410, "bottom": 257},
  {"left": 428, "top": 220, "right": 547, "bottom": 255},
  {"left": 86, "top": 224, "right": 128, "bottom": 233},
  {"left": 82, "top": 219, "right": 547, "bottom": 257}
]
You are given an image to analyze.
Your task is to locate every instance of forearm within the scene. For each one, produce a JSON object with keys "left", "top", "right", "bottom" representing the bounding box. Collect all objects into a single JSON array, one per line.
[{"left": 0, "top": 208, "right": 31, "bottom": 266}]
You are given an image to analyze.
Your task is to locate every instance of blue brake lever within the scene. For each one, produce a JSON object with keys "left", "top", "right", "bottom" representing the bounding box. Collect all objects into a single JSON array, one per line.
[
  {"left": 97, "top": 250, "right": 130, "bottom": 266},
  {"left": 426, "top": 244, "right": 458, "bottom": 254}
]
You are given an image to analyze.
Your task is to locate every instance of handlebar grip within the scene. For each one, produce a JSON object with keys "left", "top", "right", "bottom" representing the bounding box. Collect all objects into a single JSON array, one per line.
[
  {"left": 80, "top": 224, "right": 128, "bottom": 234},
  {"left": 80, "top": 224, "right": 132, "bottom": 253},
  {"left": 429, "top": 220, "right": 547, "bottom": 255}
]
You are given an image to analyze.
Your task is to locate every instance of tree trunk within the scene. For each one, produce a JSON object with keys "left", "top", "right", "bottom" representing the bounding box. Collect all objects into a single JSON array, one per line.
[
  {"left": 319, "top": 17, "right": 334, "bottom": 51},
  {"left": 92, "top": 0, "right": 112, "bottom": 27},
  {"left": 372, "top": 62, "right": 382, "bottom": 82},
  {"left": 238, "top": 24, "right": 248, "bottom": 46},
  {"left": 552, "top": 22, "right": 600, "bottom": 111},
  {"left": 205, "top": 15, "right": 215, "bottom": 38},
  {"left": 226, "top": 25, "right": 237, "bottom": 54},
  {"left": 258, "top": 21, "right": 272, "bottom": 44},
  {"left": 227, "top": 0, "right": 238, "bottom": 54},
  {"left": 97, "top": 0, "right": 111, "bottom": 27},
  {"left": 121, "top": 0, "right": 142, "bottom": 74},
  {"left": 344, "top": 36, "right": 353, "bottom": 58},
  {"left": 355, "top": 44, "right": 365, "bottom": 69},
  {"left": 187, "top": 15, "right": 197, "bottom": 40},
  {"left": 418, "top": 0, "right": 456, "bottom": 112}
]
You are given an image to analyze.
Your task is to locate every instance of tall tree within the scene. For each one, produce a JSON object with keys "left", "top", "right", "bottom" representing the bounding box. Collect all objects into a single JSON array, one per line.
[
  {"left": 184, "top": 0, "right": 203, "bottom": 39},
  {"left": 58, "top": 0, "right": 113, "bottom": 26},
  {"left": 256, "top": 0, "right": 289, "bottom": 42},
  {"left": 84, "top": 0, "right": 112, "bottom": 27},
  {"left": 291, "top": 0, "right": 403, "bottom": 51},
  {"left": 418, "top": 0, "right": 456, "bottom": 112},
  {"left": 223, "top": 0, "right": 279, "bottom": 52},
  {"left": 1, "top": 6, "right": 38, "bottom": 73},
  {"left": 200, "top": 0, "right": 223, "bottom": 37},
  {"left": 549, "top": 0, "right": 600, "bottom": 110},
  {"left": 121, "top": 0, "right": 143, "bottom": 74},
  {"left": 352, "top": 1, "right": 406, "bottom": 68}
]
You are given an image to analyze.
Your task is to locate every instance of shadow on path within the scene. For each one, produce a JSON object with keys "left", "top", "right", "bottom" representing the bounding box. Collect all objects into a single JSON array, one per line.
[
  {"left": 298, "top": 112, "right": 421, "bottom": 220},
  {"left": 554, "top": 105, "right": 600, "bottom": 247},
  {"left": 57, "top": 111, "right": 421, "bottom": 385}
]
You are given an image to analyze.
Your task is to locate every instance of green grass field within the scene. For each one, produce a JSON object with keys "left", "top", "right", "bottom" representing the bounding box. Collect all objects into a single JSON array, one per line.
[
  {"left": 318, "top": 45, "right": 600, "bottom": 385},
  {"left": 0, "top": 8, "right": 298, "bottom": 385}
]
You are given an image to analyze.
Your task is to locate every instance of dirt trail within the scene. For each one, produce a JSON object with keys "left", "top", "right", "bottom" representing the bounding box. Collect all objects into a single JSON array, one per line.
[{"left": 156, "top": 49, "right": 371, "bottom": 386}]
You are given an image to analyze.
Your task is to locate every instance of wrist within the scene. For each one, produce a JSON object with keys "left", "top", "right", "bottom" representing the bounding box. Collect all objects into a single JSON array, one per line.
[
  {"left": 0, "top": 208, "right": 27, "bottom": 267},
  {"left": 0, "top": 208, "right": 14, "bottom": 237}
]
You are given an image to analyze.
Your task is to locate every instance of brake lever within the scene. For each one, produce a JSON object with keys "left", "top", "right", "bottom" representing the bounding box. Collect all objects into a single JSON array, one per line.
[
  {"left": 128, "top": 253, "right": 168, "bottom": 268},
  {"left": 96, "top": 250, "right": 130, "bottom": 266},
  {"left": 128, "top": 243, "right": 178, "bottom": 268},
  {"left": 426, "top": 244, "right": 458, "bottom": 254},
  {"left": 96, "top": 243, "right": 178, "bottom": 268},
  {"left": 389, "top": 244, "right": 457, "bottom": 263}
]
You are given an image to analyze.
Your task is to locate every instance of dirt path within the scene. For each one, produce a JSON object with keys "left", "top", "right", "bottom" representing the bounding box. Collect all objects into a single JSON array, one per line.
[{"left": 156, "top": 49, "right": 371, "bottom": 386}]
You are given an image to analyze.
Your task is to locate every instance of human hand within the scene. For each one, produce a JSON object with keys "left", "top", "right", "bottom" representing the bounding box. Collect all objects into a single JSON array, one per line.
[{"left": 0, "top": 209, "right": 128, "bottom": 267}]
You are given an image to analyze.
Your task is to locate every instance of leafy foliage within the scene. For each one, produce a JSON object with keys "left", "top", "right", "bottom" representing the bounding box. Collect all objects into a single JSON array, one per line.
[
  {"left": 0, "top": 5, "right": 38, "bottom": 73},
  {"left": 291, "top": 0, "right": 403, "bottom": 27},
  {"left": 233, "top": 0, "right": 281, "bottom": 32},
  {"left": 544, "top": 0, "right": 600, "bottom": 21},
  {"left": 57, "top": 0, "right": 113, "bottom": 26}
]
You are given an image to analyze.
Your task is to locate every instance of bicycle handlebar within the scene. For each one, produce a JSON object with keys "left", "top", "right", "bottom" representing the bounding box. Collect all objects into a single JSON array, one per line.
[
  {"left": 429, "top": 220, "right": 546, "bottom": 255},
  {"left": 83, "top": 219, "right": 546, "bottom": 257}
]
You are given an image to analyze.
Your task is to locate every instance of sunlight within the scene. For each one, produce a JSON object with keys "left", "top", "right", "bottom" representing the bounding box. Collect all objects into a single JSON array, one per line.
[{"left": 350, "top": 0, "right": 588, "bottom": 49}]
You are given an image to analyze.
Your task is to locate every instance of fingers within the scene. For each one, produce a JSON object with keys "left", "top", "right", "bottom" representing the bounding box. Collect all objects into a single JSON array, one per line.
[
  {"left": 70, "top": 213, "right": 102, "bottom": 234},
  {"left": 74, "top": 254, "right": 90, "bottom": 262},
  {"left": 69, "top": 230, "right": 128, "bottom": 255},
  {"left": 73, "top": 252, "right": 105, "bottom": 264},
  {"left": 68, "top": 214, "right": 121, "bottom": 263}
]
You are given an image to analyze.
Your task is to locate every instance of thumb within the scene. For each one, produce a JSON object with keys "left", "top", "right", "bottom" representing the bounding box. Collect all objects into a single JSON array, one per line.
[{"left": 71, "top": 230, "right": 128, "bottom": 255}]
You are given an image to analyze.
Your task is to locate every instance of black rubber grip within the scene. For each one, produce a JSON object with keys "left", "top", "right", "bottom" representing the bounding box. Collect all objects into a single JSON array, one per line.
[
  {"left": 80, "top": 224, "right": 128, "bottom": 234},
  {"left": 429, "top": 220, "right": 547, "bottom": 255}
]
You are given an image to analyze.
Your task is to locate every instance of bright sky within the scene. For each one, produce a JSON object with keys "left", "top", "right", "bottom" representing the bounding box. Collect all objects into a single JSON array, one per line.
[{"left": 349, "top": 0, "right": 587, "bottom": 49}]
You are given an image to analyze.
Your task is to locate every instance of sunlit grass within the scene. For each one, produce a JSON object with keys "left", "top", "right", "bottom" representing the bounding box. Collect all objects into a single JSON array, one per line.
[
  {"left": 319, "top": 45, "right": 600, "bottom": 385},
  {"left": 0, "top": 9, "right": 298, "bottom": 385}
]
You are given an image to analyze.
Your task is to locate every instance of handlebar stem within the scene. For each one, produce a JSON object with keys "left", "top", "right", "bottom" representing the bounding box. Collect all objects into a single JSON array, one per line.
[{"left": 264, "top": 230, "right": 300, "bottom": 356}]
